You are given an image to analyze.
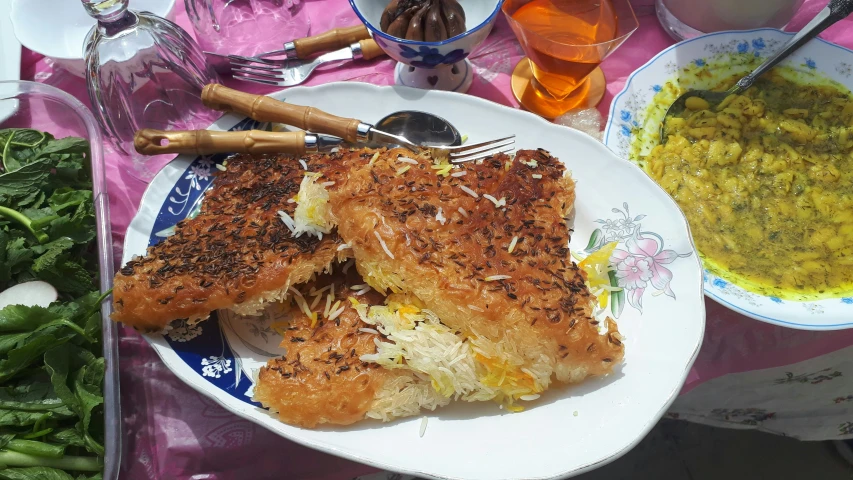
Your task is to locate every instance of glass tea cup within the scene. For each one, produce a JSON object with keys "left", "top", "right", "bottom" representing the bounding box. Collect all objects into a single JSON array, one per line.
[
  {"left": 503, "top": 0, "right": 638, "bottom": 119},
  {"left": 186, "top": 0, "right": 311, "bottom": 58}
]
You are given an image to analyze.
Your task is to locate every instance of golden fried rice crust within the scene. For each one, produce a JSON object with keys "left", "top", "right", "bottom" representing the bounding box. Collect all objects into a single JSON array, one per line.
[
  {"left": 111, "top": 153, "right": 347, "bottom": 332},
  {"left": 323, "top": 148, "right": 624, "bottom": 383}
]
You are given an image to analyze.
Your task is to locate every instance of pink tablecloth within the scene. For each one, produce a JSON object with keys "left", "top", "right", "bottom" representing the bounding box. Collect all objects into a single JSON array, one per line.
[{"left": 19, "top": 0, "right": 853, "bottom": 478}]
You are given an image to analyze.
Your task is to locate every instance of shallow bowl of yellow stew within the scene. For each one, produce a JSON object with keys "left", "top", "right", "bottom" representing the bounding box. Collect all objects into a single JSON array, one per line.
[{"left": 604, "top": 28, "right": 853, "bottom": 330}]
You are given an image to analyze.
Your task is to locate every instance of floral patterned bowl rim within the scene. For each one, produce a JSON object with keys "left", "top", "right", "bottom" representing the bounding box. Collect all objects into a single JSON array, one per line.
[
  {"left": 350, "top": 0, "right": 502, "bottom": 48},
  {"left": 603, "top": 28, "right": 853, "bottom": 330},
  {"left": 122, "top": 82, "right": 706, "bottom": 480}
]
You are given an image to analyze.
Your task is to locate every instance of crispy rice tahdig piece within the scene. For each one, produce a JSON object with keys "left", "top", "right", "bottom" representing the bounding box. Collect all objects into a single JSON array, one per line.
[
  {"left": 322, "top": 148, "right": 624, "bottom": 388},
  {"left": 255, "top": 267, "right": 451, "bottom": 428},
  {"left": 253, "top": 268, "right": 395, "bottom": 428},
  {"left": 111, "top": 153, "right": 347, "bottom": 332}
]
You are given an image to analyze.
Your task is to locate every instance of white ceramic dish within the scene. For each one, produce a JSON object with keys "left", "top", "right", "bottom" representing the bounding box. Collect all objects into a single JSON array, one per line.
[
  {"left": 122, "top": 83, "right": 705, "bottom": 480},
  {"left": 0, "top": 0, "right": 22, "bottom": 82},
  {"left": 0, "top": 0, "right": 23, "bottom": 122},
  {"left": 604, "top": 28, "right": 853, "bottom": 331},
  {"left": 350, "top": 0, "right": 501, "bottom": 92},
  {"left": 9, "top": 0, "right": 176, "bottom": 78}
]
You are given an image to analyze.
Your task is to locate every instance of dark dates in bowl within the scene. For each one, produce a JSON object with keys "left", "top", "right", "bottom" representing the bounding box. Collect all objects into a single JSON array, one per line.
[
  {"left": 350, "top": 0, "right": 502, "bottom": 92},
  {"left": 381, "top": 0, "right": 467, "bottom": 42}
]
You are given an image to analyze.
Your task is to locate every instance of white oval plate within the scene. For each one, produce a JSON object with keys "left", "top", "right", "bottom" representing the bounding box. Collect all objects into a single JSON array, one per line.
[
  {"left": 604, "top": 28, "right": 853, "bottom": 330},
  {"left": 123, "top": 83, "right": 705, "bottom": 480}
]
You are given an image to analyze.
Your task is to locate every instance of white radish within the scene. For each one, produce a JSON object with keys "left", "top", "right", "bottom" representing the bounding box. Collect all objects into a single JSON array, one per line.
[{"left": 0, "top": 281, "right": 58, "bottom": 310}]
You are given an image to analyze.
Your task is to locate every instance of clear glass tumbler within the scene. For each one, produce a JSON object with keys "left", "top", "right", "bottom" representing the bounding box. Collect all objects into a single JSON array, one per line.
[
  {"left": 83, "top": 0, "right": 222, "bottom": 182},
  {"left": 186, "top": 0, "right": 311, "bottom": 58}
]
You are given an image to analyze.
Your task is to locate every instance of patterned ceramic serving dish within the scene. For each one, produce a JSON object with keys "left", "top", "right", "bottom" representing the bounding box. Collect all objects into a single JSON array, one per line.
[
  {"left": 350, "top": 0, "right": 501, "bottom": 92},
  {"left": 604, "top": 28, "right": 853, "bottom": 330},
  {"left": 123, "top": 82, "right": 705, "bottom": 480}
]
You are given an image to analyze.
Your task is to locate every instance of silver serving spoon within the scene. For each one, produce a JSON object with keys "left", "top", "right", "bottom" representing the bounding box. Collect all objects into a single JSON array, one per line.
[
  {"left": 661, "top": 0, "right": 853, "bottom": 144},
  {"left": 373, "top": 110, "right": 462, "bottom": 147}
]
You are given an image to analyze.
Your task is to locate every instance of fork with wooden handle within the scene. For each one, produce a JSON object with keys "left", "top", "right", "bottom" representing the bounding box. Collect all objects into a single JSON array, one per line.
[
  {"left": 200, "top": 84, "right": 516, "bottom": 162},
  {"left": 133, "top": 129, "right": 343, "bottom": 156}
]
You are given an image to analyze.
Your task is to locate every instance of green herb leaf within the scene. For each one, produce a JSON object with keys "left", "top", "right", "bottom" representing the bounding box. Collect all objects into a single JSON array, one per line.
[
  {"left": 0, "top": 129, "right": 102, "bottom": 477},
  {"left": 0, "top": 306, "right": 63, "bottom": 334},
  {"left": 0, "top": 161, "right": 52, "bottom": 205},
  {"left": 44, "top": 429, "right": 85, "bottom": 449},
  {"left": 0, "top": 336, "right": 63, "bottom": 384},
  {"left": 35, "top": 262, "right": 94, "bottom": 298},
  {"left": 46, "top": 191, "right": 90, "bottom": 214},
  {"left": 0, "top": 466, "right": 75, "bottom": 480}
]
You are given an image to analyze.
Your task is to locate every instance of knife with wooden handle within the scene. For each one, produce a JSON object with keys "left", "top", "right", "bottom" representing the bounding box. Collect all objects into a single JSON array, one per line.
[{"left": 133, "top": 129, "right": 344, "bottom": 156}]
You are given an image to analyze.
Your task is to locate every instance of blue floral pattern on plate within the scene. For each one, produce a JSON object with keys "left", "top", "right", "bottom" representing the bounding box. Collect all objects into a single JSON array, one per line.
[{"left": 148, "top": 116, "right": 262, "bottom": 405}]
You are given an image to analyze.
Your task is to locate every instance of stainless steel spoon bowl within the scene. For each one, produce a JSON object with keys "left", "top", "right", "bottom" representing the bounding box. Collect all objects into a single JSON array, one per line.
[
  {"left": 661, "top": 0, "right": 853, "bottom": 144},
  {"left": 373, "top": 110, "right": 462, "bottom": 147}
]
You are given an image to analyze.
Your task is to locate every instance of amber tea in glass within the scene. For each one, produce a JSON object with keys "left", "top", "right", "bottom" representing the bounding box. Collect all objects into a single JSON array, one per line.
[{"left": 503, "top": 0, "right": 638, "bottom": 119}]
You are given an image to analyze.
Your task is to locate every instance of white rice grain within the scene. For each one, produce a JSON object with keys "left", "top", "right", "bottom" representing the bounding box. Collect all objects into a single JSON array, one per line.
[
  {"left": 277, "top": 210, "right": 296, "bottom": 233},
  {"left": 519, "top": 394, "right": 540, "bottom": 401},
  {"left": 309, "top": 293, "right": 322, "bottom": 310},
  {"left": 355, "top": 287, "right": 371, "bottom": 296},
  {"left": 484, "top": 275, "right": 512, "bottom": 281},
  {"left": 359, "top": 327, "right": 380, "bottom": 335},
  {"left": 342, "top": 259, "right": 355, "bottom": 274},
  {"left": 508, "top": 236, "right": 519, "bottom": 253},
  {"left": 299, "top": 159, "right": 308, "bottom": 170},
  {"left": 374, "top": 231, "right": 395, "bottom": 259},
  {"left": 397, "top": 156, "right": 418, "bottom": 165},
  {"left": 337, "top": 243, "right": 351, "bottom": 251},
  {"left": 459, "top": 185, "right": 478, "bottom": 198},
  {"left": 435, "top": 207, "right": 446, "bottom": 225},
  {"left": 457, "top": 207, "right": 468, "bottom": 218},
  {"left": 532, "top": 174, "right": 542, "bottom": 179},
  {"left": 215, "top": 163, "right": 227, "bottom": 172},
  {"left": 328, "top": 305, "right": 346, "bottom": 322},
  {"left": 468, "top": 304, "right": 484, "bottom": 312},
  {"left": 419, "top": 417, "right": 428, "bottom": 437},
  {"left": 450, "top": 171, "right": 467, "bottom": 177}
]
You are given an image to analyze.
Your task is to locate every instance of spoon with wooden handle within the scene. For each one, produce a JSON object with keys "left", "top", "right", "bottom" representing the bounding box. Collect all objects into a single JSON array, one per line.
[
  {"left": 133, "top": 129, "right": 344, "bottom": 156},
  {"left": 661, "top": 0, "right": 853, "bottom": 143}
]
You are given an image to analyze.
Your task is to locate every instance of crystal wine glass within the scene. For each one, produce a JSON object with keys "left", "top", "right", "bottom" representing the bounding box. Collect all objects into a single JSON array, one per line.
[
  {"left": 83, "top": 0, "right": 222, "bottom": 182},
  {"left": 185, "top": 0, "right": 312, "bottom": 58}
]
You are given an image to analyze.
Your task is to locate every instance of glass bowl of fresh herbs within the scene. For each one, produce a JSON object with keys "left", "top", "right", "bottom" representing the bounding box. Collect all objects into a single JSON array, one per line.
[{"left": 0, "top": 80, "right": 120, "bottom": 480}]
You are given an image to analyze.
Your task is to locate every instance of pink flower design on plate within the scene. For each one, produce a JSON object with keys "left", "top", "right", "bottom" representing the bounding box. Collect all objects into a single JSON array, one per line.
[{"left": 611, "top": 228, "right": 687, "bottom": 312}]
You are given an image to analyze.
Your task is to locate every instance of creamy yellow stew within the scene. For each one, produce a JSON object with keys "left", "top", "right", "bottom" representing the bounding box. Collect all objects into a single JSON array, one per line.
[{"left": 644, "top": 71, "right": 853, "bottom": 299}]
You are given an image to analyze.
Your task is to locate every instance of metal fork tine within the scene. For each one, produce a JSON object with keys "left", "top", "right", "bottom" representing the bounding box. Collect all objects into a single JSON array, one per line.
[
  {"left": 227, "top": 55, "right": 290, "bottom": 66},
  {"left": 230, "top": 73, "right": 282, "bottom": 87},
  {"left": 230, "top": 62, "right": 286, "bottom": 73},
  {"left": 448, "top": 135, "right": 515, "bottom": 153},
  {"left": 448, "top": 138, "right": 515, "bottom": 158},
  {"left": 232, "top": 69, "right": 286, "bottom": 81},
  {"left": 450, "top": 146, "right": 516, "bottom": 164}
]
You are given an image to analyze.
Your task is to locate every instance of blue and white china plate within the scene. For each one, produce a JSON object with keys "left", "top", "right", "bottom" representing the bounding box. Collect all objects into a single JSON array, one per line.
[
  {"left": 605, "top": 28, "right": 853, "bottom": 331},
  {"left": 123, "top": 82, "right": 705, "bottom": 480}
]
